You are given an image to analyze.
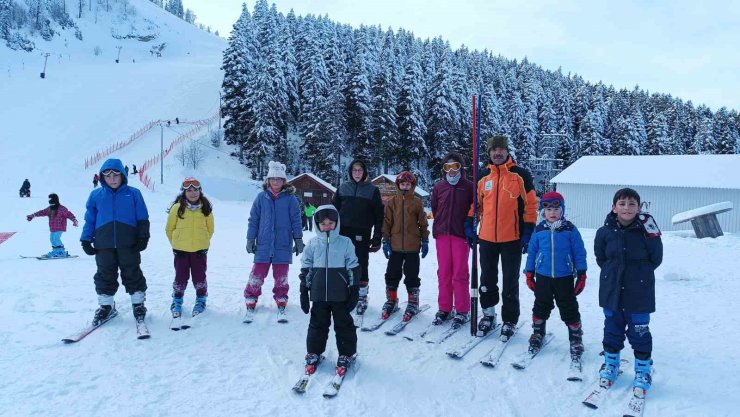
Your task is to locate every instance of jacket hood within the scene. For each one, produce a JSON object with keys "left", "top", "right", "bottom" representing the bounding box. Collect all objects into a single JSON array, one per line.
[
  {"left": 261, "top": 183, "right": 296, "bottom": 195},
  {"left": 603, "top": 211, "right": 642, "bottom": 230},
  {"left": 347, "top": 159, "right": 368, "bottom": 183},
  {"left": 313, "top": 204, "right": 341, "bottom": 239},
  {"left": 99, "top": 158, "right": 128, "bottom": 188}
]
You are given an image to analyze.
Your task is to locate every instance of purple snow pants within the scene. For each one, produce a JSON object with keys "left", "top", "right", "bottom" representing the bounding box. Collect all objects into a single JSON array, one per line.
[
  {"left": 173, "top": 251, "right": 208, "bottom": 298},
  {"left": 244, "top": 262, "right": 289, "bottom": 306}
]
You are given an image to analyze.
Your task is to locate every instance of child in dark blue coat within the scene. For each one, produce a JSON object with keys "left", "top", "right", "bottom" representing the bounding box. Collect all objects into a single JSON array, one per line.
[
  {"left": 594, "top": 188, "right": 663, "bottom": 396},
  {"left": 524, "top": 192, "right": 587, "bottom": 359}
]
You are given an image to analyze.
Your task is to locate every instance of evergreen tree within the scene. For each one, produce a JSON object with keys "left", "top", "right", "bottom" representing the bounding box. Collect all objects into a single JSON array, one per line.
[
  {"left": 646, "top": 110, "right": 670, "bottom": 155},
  {"left": 343, "top": 31, "right": 373, "bottom": 163},
  {"left": 693, "top": 114, "right": 715, "bottom": 154},
  {"left": 396, "top": 52, "right": 427, "bottom": 171},
  {"left": 424, "top": 48, "right": 459, "bottom": 172},
  {"left": 578, "top": 109, "right": 607, "bottom": 156},
  {"left": 370, "top": 66, "right": 398, "bottom": 175}
]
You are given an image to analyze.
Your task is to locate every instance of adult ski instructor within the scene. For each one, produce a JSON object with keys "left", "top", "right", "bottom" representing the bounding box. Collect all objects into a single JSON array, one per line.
[
  {"left": 468, "top": 135, "right": 538, "bottom": 340},
  {"left": 332, "top": 159, "right": 384, "bottom": 318}
]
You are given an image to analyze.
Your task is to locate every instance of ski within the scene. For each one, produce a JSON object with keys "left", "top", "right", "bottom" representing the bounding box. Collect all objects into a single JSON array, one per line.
[
  {"left": 582, "top": 359, "right": 631, "bottom": 409},
  {"left": 403, "top": 314, "right": 455, "bottom": 341},
  {"left": 384, "top": 304, "right": 430, "bottom": 335},
  {"left": 21, "top": 255, "right": 78, "bottom": 260},
  {"left": 479, "top": 321, "right": 526, "bottom": 367},
  {"left": 511, "top": 332, "right": 555, "bottom": 370},
  {"left": 170, "top": 315, "right": 182, "bottom": 331},
  {"left": 623, "top": 387, "right": 647, "bottom": 417},
  {"left": 277, "top": 307, "right": 288, "bottom": 324},
  {"left": 322, "top": 354, "right": 358, "bottom": 398},
  {"left": 242, "top": 308, "right": 255, "bottom": 324},
  {"left": 61, "top": 309, "right": 119, "bottom": 343},
  {"left": 446, "top": 323, "right": 502, "bottom": 359},
  {"left": 567, "top": 354, "right": 584, "bottom": 381},
  {"left": 136, "top": 319, "right": 150, "bottom": 339},
  {"left": 292, "top": 355, "right": 325, "bottom": 394},
  {"left": 361, "top": 302, "right": 406, "bottom": 332},
  {"left": 427, "top": 317, "right": 468, "bottom": 345},
  {"left": 351, "top": 311, "right": 364, "bottom": 328}
]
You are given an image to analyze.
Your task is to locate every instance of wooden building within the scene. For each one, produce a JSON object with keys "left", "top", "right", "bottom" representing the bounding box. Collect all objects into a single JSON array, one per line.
[
  {"left": 371, "top": 174, "right": 430, "bottom": 205},
  {"left": 287, "top": 173, "right": 336, "bottom": 206}
]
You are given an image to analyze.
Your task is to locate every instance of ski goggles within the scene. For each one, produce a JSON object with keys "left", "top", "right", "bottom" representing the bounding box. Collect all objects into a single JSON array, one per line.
[
  {"left": 101, "top": 169, "right": 121, "bottom": 177},
  {"left": 181, "top": 179, "right": 201, "bottom": 190},
  {"left": 541, "top": 200, "right": 562, "bottom": 209},
  {"left": 443, "top": 162, "right": 461, "bottom": 172}
]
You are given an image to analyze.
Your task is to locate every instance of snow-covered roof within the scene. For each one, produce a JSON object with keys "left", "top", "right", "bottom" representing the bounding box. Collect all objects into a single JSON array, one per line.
[
  {"left": 372, "top": 174, "right": 430, "bottom": 197},
  {"left": 671, "top": 201, "right": 734, "bottom": 224},
  {"left": 289, "top": 173, "right": 337, "bottom": 193},
  {"left": 551, "top": 155, "right": 740, "bottom": 190}
]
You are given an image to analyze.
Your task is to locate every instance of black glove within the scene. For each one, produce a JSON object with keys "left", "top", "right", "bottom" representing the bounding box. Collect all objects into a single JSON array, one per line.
[
  {"left": 135, "top": 238, "right": 149, "bottom": 252},
  {"left": 81, "top": 241, "right": 96, "bottom": 256},
  {"left": 300, "top": 283, "right": 310, "bottom": 314},
  {"left": 246, "top": 238, "right": 256, "bottom": 254},
  {"left": 369, "top": 236, "right": 381, "bottom": 253},
  {"left": 197, "top": 249, "right": 208, "bottom": 257},
  {"left": 520, "top": 225, "right": 533, "bottom": 254},
  {"left": 293, "top": 238, "right": 305, "bottom": 256},
  {"left": 346, "top": 285, "right": 359, "bottom": 311}
]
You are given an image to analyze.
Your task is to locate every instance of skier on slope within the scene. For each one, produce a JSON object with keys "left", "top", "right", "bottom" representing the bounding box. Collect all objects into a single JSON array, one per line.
[
  {"left": 26, "top": 193, "right": 78, "bottom": 258},
  {"left": 299, "top": 205, "right": 360, "bottom": 376},
  {"left": 244, "top": 161, "right": 304, "bottom": 321},
  {"left": 523, "top": 192, "right": 587, "bottom": 361},
  {"left": 430, "top": 152, "right": 475, "bottom": 327},
  {"left": 594, "top": 188, "right": 662, "bottom": 396},
  {"left": 470, "top": 135, "right": 538, "bottom": 340},
  {"left": 332, "top": 159, "right": 384, "bottom": 317},
  {"left": 165, "top": 177, "right": 214, "bottom": 320},
  {"left": 19, "top": 179, "right": 31, "bottom": 197},
  {"left": 80, "top": 159, "right": 151, "bottom": 329},
  {"left": 379, "top": 171, "right": 429, "bottom": 321}
]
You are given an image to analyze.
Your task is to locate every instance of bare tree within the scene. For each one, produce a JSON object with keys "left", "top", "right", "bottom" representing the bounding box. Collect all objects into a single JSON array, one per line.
[
  {"left": 187, "top": 140, "right": 206, "bottom": 169},
  {"left": 175, "top": 146, "right": 186, "bottom": 167}
]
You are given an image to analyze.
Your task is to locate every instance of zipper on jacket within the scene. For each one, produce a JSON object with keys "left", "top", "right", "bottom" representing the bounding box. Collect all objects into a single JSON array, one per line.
[
  {"left": 325, "top": 232, "right": 330, "bottom": 301},
  {"left": 494, "top": 165, "right": 500, "bottom": 242},
  {"left": 550, "top": 227, "right": 555, "bottom": 278},
  {"left": 270, "top": 192, "right": 277, "bottom": 259},
  {"left": 401, "top": 194, "right": 406, "bottom": 251},
  {"left": 112, "top": 189, "right": 117, "bottom": 248}
]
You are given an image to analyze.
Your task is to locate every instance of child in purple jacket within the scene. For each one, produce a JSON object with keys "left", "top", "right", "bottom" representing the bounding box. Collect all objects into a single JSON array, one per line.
[{"left": 27, "top": 193, "right": 78, "bottom": 258}]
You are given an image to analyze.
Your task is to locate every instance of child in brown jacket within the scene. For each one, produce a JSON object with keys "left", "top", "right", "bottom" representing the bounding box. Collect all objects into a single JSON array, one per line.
[{"left": 380, "top": 171, "right": 430, "bottom": 321}]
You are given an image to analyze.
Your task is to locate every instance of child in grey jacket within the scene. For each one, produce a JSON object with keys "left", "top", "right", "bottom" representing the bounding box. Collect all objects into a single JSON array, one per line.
[{"left": 299, "top": 205, "right": 361, "bottom": 373}]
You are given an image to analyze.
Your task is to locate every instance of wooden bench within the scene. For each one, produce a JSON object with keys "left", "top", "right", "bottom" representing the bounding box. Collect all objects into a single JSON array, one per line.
[{"left": 671, "top": 202, "right": 733, "bottom": 238}]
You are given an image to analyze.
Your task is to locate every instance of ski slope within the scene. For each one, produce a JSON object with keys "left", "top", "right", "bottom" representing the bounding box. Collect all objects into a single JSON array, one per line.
[{"left": 2, "top": 2, "right": 740, "bottom": 416}]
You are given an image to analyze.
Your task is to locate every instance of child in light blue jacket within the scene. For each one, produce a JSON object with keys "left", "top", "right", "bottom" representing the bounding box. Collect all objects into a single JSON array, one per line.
[{"left": 524, "top": 192, "right": 587, "bottom": 359}]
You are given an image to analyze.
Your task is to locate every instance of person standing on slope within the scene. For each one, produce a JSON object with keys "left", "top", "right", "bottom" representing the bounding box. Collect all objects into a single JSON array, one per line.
[
  {"left": 332, "top": 159, "right": 384, "bottom": 317},
  {"left": 26, "top": 193, "right": 78, "bottom": 258},
  {"left": 471, "top": 135, "right": 538, "bottom": 340}
]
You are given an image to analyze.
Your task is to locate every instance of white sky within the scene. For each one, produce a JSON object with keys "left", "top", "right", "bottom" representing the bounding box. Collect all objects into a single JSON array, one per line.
[{"left": 185, "top": 0, "right": 740, "bottom": 111}]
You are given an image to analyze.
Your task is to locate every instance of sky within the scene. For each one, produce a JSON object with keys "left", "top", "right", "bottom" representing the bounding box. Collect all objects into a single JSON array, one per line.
[{"left": 185, "top": 0, "right": 740, "bottom": 111}]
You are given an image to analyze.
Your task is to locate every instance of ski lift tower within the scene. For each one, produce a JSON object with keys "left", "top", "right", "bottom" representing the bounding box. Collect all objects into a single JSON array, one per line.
[{"left": 527, "top": 133, "right": 566, "bottom": 194}]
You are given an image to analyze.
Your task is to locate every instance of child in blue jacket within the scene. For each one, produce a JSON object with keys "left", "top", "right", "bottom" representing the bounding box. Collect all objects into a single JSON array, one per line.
[
  {"left": 524, "top": 192, "right": 587, "bottom": 359},
  {"left": 594, "top": 188, "right": 662, "bottom": 396}
]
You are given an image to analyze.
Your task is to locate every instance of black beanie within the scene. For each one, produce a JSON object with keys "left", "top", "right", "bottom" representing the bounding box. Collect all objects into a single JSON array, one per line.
[{"left": 48, "top": 193, "right": 59, "bottom": 206}]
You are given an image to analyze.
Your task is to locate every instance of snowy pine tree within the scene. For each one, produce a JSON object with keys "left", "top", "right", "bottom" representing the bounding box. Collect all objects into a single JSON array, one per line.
[{"left": 396, "top": 51, "right": 427, "bottom": 171}]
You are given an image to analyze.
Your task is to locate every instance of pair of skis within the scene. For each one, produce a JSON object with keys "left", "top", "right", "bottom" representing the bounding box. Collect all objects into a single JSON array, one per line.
[
  {"left": 292, "top": 354, "right": 358, "bottom": 398},
  {"left": 361, "top": 303, "right": 431, "bottom": 334},
  {"left": 62, "top": 308, "right": 150, "bottom": 343},
  {"left": 242, "top": 307, "right": 288, "bottom": 324},
  {"left": 21, "top": 254, "right": 79, "bottom": 260},
  {"left": 582, "top": 358, "right": 647, "bottom": 417}
]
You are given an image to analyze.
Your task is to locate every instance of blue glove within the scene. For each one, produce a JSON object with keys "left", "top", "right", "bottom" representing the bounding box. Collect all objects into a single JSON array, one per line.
[
  {"left": 520, "top": 225, "right": 533, "bottom": 254},
  {"left": 421, "top": 239, "right": 429, "bottom": 258},
  {"left": 464, "top": 217, "right": 478, "bottom": 248},
  {"left": 382, "top": 240, "right": 392, "bottom": 259}
]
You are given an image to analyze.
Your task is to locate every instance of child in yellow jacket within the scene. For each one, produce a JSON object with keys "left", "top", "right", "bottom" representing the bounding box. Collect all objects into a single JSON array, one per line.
[{"left": 165, "top": 177, "right": 214, "bottom": 322}]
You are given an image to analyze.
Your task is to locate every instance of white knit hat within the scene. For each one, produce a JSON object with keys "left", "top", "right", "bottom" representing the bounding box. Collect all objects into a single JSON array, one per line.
[{"left": 265, "top": 161, "right": 287, "bottom": 180}]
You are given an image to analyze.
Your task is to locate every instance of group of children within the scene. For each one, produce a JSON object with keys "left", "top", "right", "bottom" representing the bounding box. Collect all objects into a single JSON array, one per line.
[{"left": 24, "top": 154, "right": 663, "bottom": 393}]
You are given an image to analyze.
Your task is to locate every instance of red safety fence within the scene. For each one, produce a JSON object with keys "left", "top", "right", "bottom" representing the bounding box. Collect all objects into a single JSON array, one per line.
[{"left": 137, "top": 114, "right": 220, "bottom": 192}]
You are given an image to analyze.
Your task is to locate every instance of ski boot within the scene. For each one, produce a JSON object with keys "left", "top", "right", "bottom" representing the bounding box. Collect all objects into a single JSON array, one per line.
[
  {"left": 476, "top": 307, "right": 498, "bottom": 336},
  {"left": 500, "top": 321, "right": 517, "bottom": 342},
  {"left": 171, "top": 297, "right": 183, "bottom": 318},
  {"left": 336, "top": 354, "right": 354, "bottom": 376},
  {"left": 92, "top": 304, "right": 116, "bottom": 326},
  {"left": 133, "top": 303, "right": 147, "bottom": 322},
  {"left": 402, "top": 287, "right": 420, "bottom": 322},
  {"left": 599, "top": 351, "right": 621, "bottom": 388},
  {"left": 243, "top": 298, "right": 257, "bottom": 322},
  {"left": 192, "top": 296, "right": 207, "bottom": 316},
  {"left": 432, "top": 310, "right": 452, "bottom": 325},
  {"left": 355, "top": 284, "right": 369, "bottom": 315},
  {"left": 528, "top": 317, "right": 546, "bottom": 354},
  {"left": 633, "top": 357, "right": 653, "bottom": 392},
  {"left": 380, "top": 287, "right": 398, "bottom": 320},
  {"left": 304, "top": 353, "right": 322, "bottom": 375},
  {"left": 568, "top": 321, "right": 585, "bottom": 359},
  {"left": 452, "top": 312, "right": 470, "bottom": 327}
]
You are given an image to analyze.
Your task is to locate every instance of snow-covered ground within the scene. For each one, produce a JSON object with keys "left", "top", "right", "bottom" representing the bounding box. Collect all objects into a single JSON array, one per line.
[{"left": 2, "top": 2, "right": 740, "bottom": 416}]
